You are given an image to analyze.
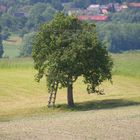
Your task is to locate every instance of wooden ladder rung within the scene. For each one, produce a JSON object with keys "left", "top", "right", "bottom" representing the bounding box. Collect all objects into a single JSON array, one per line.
[{"left": 48, "top": 82, "right": 58, "bottom": 107}]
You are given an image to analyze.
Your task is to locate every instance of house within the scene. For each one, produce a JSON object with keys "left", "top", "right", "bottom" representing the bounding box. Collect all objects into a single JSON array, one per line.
[
  {"left": 114, "top": 3, "right": 122, "bottom": 12},
  {"left": 101, "top": 8, "right": 108, "bottom": 15},
  {"left": 78, "top": 15, "right": 89, "bottom": 20},
  {"left": 87, "top": 4, "right": 100, "bottom": 10},
  {"left": 78, "top": 15, "right": 108, "bottom": 21},
  {"left": 120, "top": 4, "right": 128, "bottom": 10},
  {"left": 68, "top": 8, "right": 83, "bottom": 16},
  {"left": 107, "top": 3, "right": 121, "bottom": 12},
  {"left": 0, "top": 5, "right": 7, "bottom": 13},
  {"left": 87, "top": 4, "right": 101, "bottom": 15},
  {"left": 128, "top": 3, "right": 140, "bottom": 8},
  {"left": 13, "top": 12, "right": 29, "bottom": 18}
]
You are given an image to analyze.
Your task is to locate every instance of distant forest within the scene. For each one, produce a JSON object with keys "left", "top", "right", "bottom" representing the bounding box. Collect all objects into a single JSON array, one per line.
[
  {"left": 1, "top": 0, "right": 140, "bottom": 33},
  {"left": 1, "top": 0, "right": 140, "bottom": 6},
  {"left": 1, "top": 1, "right": 140, "bottom": 9},
  {"left": 0, "top": 0, "right": 140, "bottom": 53}
]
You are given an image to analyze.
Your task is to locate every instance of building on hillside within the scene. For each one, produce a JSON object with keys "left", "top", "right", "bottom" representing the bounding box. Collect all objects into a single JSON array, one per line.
[
  {"left": 78, "top": 15, "right": 109, "bottom": 22},
  {"left": 13, "top": 12, "right": 29, "bottom": 18},
  {"left": 100, "top": 5, "right": 109, "bottom": 15},
  {"left": 68, "top": 8, "right": 83, "bottom": 16},
  {"left": 0, "top": 5, "right": 7, "bottom": 13},
  {"left": 114, "top": 3, "right": 122, "bottom": 12},
  {"left": 120, "top": 4, "right": 128, "bottom": 10},
  {"left": 101, "top": 8, "right": 108, "bottom": 14},
  {"left": 127, "top": 3, "right": 140, "bottom": 8},
  {"left": 87, "top": 4, "right": 101, "bottom": 15},
  {"left": 87, "top": 4, "right": 100, "bottom": 10}
]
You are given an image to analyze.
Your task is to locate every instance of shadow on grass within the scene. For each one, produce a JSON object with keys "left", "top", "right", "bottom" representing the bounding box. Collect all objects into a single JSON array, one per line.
[
  {"left": 1, "top": 99, "right": 140, "bottom": 122},
  {"left": 55, "top": 99, "right": 140, "bottom": 111}
]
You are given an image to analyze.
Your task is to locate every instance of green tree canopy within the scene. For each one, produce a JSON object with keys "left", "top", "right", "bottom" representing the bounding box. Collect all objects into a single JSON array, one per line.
[
  {"left": 0, "top": 26, "right": 4, "bottom": 58},
  {"left": 32, "top": 13, "right": 113, "bottom": 107},
  {"left": 20, "top": 32, "right": 35, "bottom": 56},
  {"left": 97, "top": 23, "right": 140, "bottom": 52}
]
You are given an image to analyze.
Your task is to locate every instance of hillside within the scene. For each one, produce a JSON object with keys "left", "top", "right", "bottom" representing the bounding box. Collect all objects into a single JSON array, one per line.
[
  {"left": 0, "top": 1, "right": 140, "bottom": 139},
  {"left": 1, "top": 0, "right": 140, "bottom": 54},
  {"left": 0, "top": 51, "right": 140, "bottom": 139},
  {"left": 0, "top": 51, "right": 140, "bottom": 121},
  {"left": 1, "top": 0, "right": 140, "bottom": 34}
]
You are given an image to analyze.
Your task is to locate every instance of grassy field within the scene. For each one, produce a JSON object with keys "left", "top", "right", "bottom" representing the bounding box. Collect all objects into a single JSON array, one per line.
[
  {"left": 3, "top": 35, "right": 22, "bottom": 58},
  {"left": 0, "top": 36, "right": 140, "bottom": 139},
  {"left": 0, "top": 50, "right": 140, "bottom": 121},
  {"left": 113, "top": 51, "right": 140, "bottom": 78}
]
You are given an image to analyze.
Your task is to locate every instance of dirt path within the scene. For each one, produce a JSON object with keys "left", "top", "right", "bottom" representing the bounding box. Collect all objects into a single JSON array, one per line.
[{"left": 0, "top": 105, "right": 140, "bottom": 140}]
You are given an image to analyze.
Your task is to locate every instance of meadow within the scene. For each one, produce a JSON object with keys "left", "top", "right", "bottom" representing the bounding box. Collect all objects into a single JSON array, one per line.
[
  {"left": 0, "top": 36, "right": 140, "bottom": 139},
  {"left": 0, "top": 36, "right": 140, "bottom": 122}
]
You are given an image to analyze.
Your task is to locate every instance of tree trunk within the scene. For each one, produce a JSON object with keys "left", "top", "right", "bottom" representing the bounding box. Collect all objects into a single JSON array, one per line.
[{"left": 67, "top": 76, "right": 74, "bottom": 107}]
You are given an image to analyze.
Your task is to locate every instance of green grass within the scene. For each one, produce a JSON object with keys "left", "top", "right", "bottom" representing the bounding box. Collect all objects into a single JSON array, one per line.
[
  {"left": 112, "top": 51, "right": 140, "bottom": 78},
  {"left": 0, "top": 49, "right": 140, "bottom": 121},
  {"left": 0, "top": 58, "right": 33, "bottom": 69},
  {"left": 3, "top": 44, "right": 20, "bottom": 58},
  {"left": 3, "top": 35, "right": 22, "bottom": 58}
]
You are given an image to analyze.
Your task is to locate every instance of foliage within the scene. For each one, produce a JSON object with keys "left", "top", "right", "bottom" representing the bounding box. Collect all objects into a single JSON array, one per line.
[
  {"left": 1, "top": 32, "right": 11, "bottom": 40},
  {"left": 1, "top": 0, "right": 140, "bottom": 33},
  {"left": 32, "top": 13, "right": 113, "bottom": 106},
  {"left": 110, "top": 8, "right": 140, "bottom": 23},
  {"left": 1, "top": 0, "right": 140, "bottom": 54},
  {"left": 0, "top": 2, "right": 57, "bottom": 33},
  {"left": 72, "top": 0, "right": 91, "bottom": 8},
  {"left": 20, "top": 32, "right": 35, "bottom": 56},
  {"left": 97, "top": 23, "right": 140, "bottom": 52},
  {"left": 0, "top": 26, "right": 4, "bottom": 58},
  {"left": 95, "top": 7, "right": 140, "bottom": 53},
  {"left": 0, "top": 14, "right": 16, "bottom": 31}
]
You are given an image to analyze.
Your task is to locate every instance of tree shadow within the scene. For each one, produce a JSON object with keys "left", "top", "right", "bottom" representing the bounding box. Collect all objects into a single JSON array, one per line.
[{"left": 56, "top": 99, "right": 140, "bottom": 111}]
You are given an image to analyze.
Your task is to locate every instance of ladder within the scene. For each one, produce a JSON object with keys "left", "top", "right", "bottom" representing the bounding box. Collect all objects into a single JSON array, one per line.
[{"left": 48, "top": 81, "right": 58, "bottom": 107}]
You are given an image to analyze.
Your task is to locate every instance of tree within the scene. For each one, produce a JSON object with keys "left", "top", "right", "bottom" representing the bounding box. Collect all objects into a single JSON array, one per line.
[
  {"left": 42, "top": 4, "right": 56, "bottom": 22},
  {"left": 20, "top": 32, "right": 35, "bottom": 56},
  {"left": 32, "top": 13, "right": 113, "bottom": 107},
  {"left": 0, "top": 26, "right": 4, "bottom": 58},
  {"left": 72, "top": 0, "right": 91, "bottom": 8},
  {"left": 97, "top": 23, "right": 140, "bottom": 53},
  {"left": 51, "top": 0, "right": 63, "bottom": 11},
  {"left": 28, "top": 2, "right": 47, "bottom": 28}
]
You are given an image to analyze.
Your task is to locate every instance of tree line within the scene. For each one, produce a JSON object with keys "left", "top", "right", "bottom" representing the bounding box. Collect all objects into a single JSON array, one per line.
[
  {"left": 98, "top": 23, "right": 140, "bottom": 52},
  {"left": 1, "top": 0, "right": 140, "bottom": 34},
  {"left": 20, "top": 22, "right": 140, "bottom": 57},
  {"left": 0, "top": 26, "right": 3, "bottom": 58},
  {"left": 0, "top": 0, "right": 140, "bottom": 57}
]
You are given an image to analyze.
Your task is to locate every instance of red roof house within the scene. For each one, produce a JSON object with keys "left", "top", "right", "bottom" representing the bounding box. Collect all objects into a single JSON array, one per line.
[
  {"left": 0, "top": 5, "right": 7, "bottom": 13},
  {"left": 128, "top": 3, "right": 140, "bottom": 8},
  {"left": 78, "top": 15, "right": 108, "bottom": 21}
]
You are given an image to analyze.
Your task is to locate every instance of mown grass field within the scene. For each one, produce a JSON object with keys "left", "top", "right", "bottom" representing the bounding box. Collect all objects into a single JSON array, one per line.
[
  {"left": 0, "top": 36, "right": 140, "bottom": 139},
  {"left": 0, "top": 35, "right": 140, "bottom": 121}
]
